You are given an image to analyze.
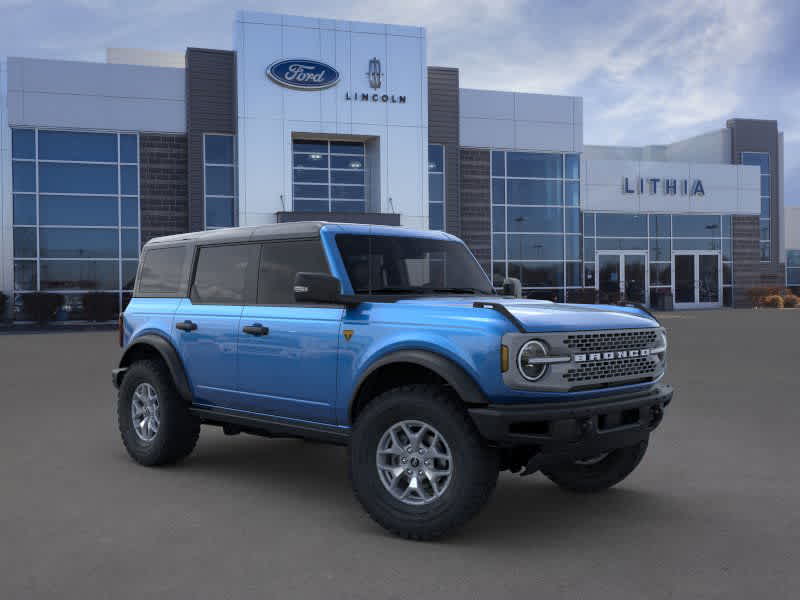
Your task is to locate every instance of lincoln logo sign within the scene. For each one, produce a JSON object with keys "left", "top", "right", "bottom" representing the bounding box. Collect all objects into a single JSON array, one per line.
[
  {"left": 623, "top": 176, "right": 705, "bottom": 196},
  {"left": 266, "top": 59, "right": 340, "bottom": 90}
]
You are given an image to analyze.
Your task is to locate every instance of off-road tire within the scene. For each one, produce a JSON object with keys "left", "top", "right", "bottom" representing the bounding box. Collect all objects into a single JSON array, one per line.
[
  {"left": 541, "top": 438, "right": 649, "bottom": 493},
  {"left": 118, "top": 359, "right": 200, "bottom": 466},
  {"left": 349, "top": 384, "right": 499, "bottom": 540}
]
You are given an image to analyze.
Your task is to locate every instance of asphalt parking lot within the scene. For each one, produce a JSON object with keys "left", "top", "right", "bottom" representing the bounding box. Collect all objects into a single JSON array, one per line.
[{"left": 1, "top": 309, "right": 799, "bottom": 599}]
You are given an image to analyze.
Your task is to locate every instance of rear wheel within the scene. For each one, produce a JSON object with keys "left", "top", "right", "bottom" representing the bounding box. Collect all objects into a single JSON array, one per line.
[
  {"left": 541, "top": 439, "right": 649, "bottom": 493},
  {"left": 117, "top": 359, "right": 200, "bottom": 466},
  {"left": 349, "top": 385, "right": 498, "bottom": 540}
]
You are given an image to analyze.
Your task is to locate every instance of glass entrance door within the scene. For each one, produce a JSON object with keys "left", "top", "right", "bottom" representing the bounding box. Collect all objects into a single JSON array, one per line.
[
  {"left": 672, "top": 252, "right": 721, "bottom": 308},
  {"left": 596, "top": 253, "right": 648, "bottom": 305}
]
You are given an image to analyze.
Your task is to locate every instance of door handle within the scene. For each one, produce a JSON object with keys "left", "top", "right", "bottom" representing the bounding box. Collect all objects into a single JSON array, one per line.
[
  {"left": 176, "top": 320, "right": 197, "bottom": 332},
  {"left": 242, "top": 324, "right": 269, "bottom": 336}
]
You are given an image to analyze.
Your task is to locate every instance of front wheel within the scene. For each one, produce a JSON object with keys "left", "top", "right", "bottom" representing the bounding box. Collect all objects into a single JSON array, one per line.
[
  {"left": 541, "top": 439, "right": 649, "bottom": 493},
  {"left": 349, "top": 385, "right": 498, "bottom": 540}
]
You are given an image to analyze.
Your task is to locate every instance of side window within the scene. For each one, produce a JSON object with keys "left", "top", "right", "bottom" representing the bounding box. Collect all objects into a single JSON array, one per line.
[
  {"left": 257, "top": 240, "right": 330, "bottom": 304},
  {"left": 191, "top": 244, "right": 253, "bottom": 304},
  {"left": 137, "top": 245, "right": 190, "bottom": 295}
]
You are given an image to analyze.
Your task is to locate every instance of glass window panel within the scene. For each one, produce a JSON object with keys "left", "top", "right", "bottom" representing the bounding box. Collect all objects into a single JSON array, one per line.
[
  {"left": 293, "top": 153, "right": 329, "bottom": 168},
  {"left": 565, "top": 154, "right": 580, "bottom": 180},
  {"left": 13, "top": 194, "right": 36, "bottom": 225},
  {"left": 507, "top": 234, "right": 564, "bottom": 260},
  {"left": 205, "top": 197, "right": 234, "bottom": 228},
  {"left": 40, "top": 260, "right": 119, "bottom": 290},
  {"left": 204, "top": 135, "right": 234, "bottom": 164},
  {"left": 650, "top": 263, "right": 671, "bottom": 286},
  {"left": 787, "top": 268, "right": 800, "bottom": 285},
  {"left": 332, "top": 200, "right": 366, "bottom": 213},
  {"left": 760, "top": 242, "right": 770, "bottom": 261},
  {"left": 649, "top": 214, "right": 671, "bottom": 237},
  {"left": 787, "top": 251, "right": 800, "bottom": 268},
  {"left": 722, "top": 238, "right": 732, "bottom": 261},
  {"left": 507, "top": 206, "right": 563, "bottom": 233},
  {"left": 723, "top": 287, "right": 732, "bottom": 307},
  {"left": 13, "top": 228, "right": 37, "bottom": 258},
  {"left": 507, "top": 152, "right": 562, "bottom": 178},
  {"left": 428, "top": 173, "right": 443, "bottom": 203},
  {"left": 258, "top": 240, "right": 331, "bottom": 304},
  {"left": 741, "top": 152, "right": 769, "bottom": 174},
  {"left": 649, "top": 238, "right": 671, "bottom": 261},
  {"left": 596, "top": 238, "right": 647, "bottom": 251},
  {"left": 492, "top": 262, "right": 506, "bottom": 287},
  {"left": 40, "top": 195, "right": 118, "bottom": 226},
  {"left": 492, "top": 235, "right": 506, "bottom": 260},
  {"left": 122, "top": 229, "right": 139, "bottom": 258},
  {"left": 138, "top": 246, "right": 190, "bottom": 294},
  {"left": 566, "top": 262, "right": 581, "bottom": 287},
  {"left": 583, "top": 237, "right": 595, "bottom": 261},
  {"left": 121, "top": 198, "right": 139, "bottom": 227},
  {"left": 672, "top": 214, "right": 721, "bottom": 237},
  {"left": 584, "top": 262, "right": 595, "bottom": 287},
  {"left": 759, "top": 219, "right": 770, "bottom": 240},
  {"left": 293, "top": 168, "right": 328, "bottom": 183},
  {"left": 330, "top": 141, "right": 364, "bottom": 155},
  {"left": 331, "top": 185, "right": 364, "bottom": 200},
  {"left": 331, "top": 155, "right": 364, "bottom": 170},
  {"left": 761, "top": 197, "right": 770, "bottom": 218},
  {"left": 595, "top": 213, "right": 647, "bottom": 237},
  {"left": 205, "top": 165, "right": 234, "bottom": 196},
  {"left": 191, "top": 244, "right": 252, "bottom": 304},
  {"left": 565, "top": 235, "right": 581, "bottom": 260},
  {"left": 526, "top": 288, "right": 564, "bottom": 302},
  {"left": 565, "top": 208, "right": 580, "bottom": 233},
  {"left": 508, "top": 261, "right": 564, "bottom": 287},
  {"left": 120, "top": 134, "right": 138, "bottom": 163},
  {"left": 492, "top": 179, "right": 505, "bottom": 205},
  {"left": 40, "top": 228, "right": 118, "bottom": 258},
  {"left": 428, "top": 144, "right": 444, "bottom": 172},
  {"left": 721, "top": 215, "right": 732, "bottom": 237},
  {"left": 673, "top": 238, "right": 721, "bottom": 251},
  {"left": 14, "top": 261, "right": 37, "bottom": 290},
  {"left": 507, "top": 179, "right": 562, "bottom": 205},
  {"left": 12, "top": 161, "right": 35, "bottom": 192},
  {"left": 293, "top": 140, "right": 328, "bottom": 154},
  {"left": 38, "top": 130, "right": 117, "bottom": 162},
  {"left": 294, "top": 199, "right": 329, "bottom": 212},
  {"left": 583, "top": 213, "right": 595, "bottom": 236},
  {"left": 429, "top": 203, "right": 444, "bottom": 230},
  {"left": 121, "top": 165, "right": 138, "bottom": 195},
  {"left": 492, "top": 206, "right": 505, "bottom": 232},
  {"left": 723, "top": 263, "right": 732, "bottom": 285},
  {"left": 760, "top": 175, "right": 770, "bottom": 196},
  {"left": 491, "top": 151, "right": 505, "bottom": 177},
  {"left": 565, "top": 181, "right": 579, "bottom": 206},
  {"left": 39, "top": 163, "right": 118, "bottom": 194},
  {"left": 122, "top": 261, "right": 139, "bottom": 290},
  {"left": 12, "top": 129, "right": 35, "bottom": 159}
]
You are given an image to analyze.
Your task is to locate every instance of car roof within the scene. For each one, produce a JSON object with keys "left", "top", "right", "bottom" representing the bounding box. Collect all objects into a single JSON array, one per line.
[{"left": 142, "top": 221, "right": 457, "bottom": 248}]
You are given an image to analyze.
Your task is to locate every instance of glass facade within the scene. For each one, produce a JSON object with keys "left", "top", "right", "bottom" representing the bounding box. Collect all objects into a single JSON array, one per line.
[
  {"left": 428, "top": 144, "right": 444, "bottom": 230},
  {"left": 788, "top": 250, "right": 800, "bottom": 287},
  {"left": 11, "top": 128, "right": 140, "bottom": 319},
  {"left": 204, "top": 134, "right": 237, "bottom": 229},
  {"left": 292, "top": 140, "right": 366, "bottom": 213},
  {"left": 491, "top": 150, "right": 581, "bottom": 300},
  {"left": 741, "top": 152, "right": 770, "bottom": 261}
]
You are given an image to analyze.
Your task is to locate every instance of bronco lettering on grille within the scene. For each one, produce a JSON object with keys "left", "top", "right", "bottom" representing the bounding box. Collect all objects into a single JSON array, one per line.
[{"left": 574, "top": 349, "right": 651, "bottom": 362}]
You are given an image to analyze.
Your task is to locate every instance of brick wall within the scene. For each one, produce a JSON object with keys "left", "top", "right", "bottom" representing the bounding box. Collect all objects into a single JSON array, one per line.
[
  {"left": 459, "top": 149, "right": 491, "bottom": 274},
  {"left": 139, "top": 133, "right": 189, "bottom": 244},
  {"left": 428, "top": 67, "right": 461, "bottom": 237}
]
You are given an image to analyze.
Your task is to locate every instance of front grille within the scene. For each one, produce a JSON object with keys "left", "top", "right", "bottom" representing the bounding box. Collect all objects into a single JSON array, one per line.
[
  {"left": 563, "top": 356, "right": 658, "bottom": 383},
  {"left": 563, "top": 330, "right": 658, "bottom": 353}
]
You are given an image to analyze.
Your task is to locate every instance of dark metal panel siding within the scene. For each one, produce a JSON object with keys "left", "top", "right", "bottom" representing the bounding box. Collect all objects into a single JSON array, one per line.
[
  {"left": 186, "top": 48, "right": 237, "bottom": 232},
  {"left": 732, "top": 215, "right": 760, "bottom": 307},
  {"left": 139, "top": 134, "right": 189, "bottom": 244},
  {"left": 427, "top": 67, "right": 460, "bottom": 237},
  {"left": 459, "top": 149, "right": 491, "bottom": 275}
]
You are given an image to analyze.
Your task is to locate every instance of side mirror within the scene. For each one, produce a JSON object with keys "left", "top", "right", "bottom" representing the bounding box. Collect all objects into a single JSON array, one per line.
[
  {"left": 502, "top": 277, "right": 522, "bottom": 298},
  {"left": 294, "top": 272, "right": 343, "bottom": 304}
]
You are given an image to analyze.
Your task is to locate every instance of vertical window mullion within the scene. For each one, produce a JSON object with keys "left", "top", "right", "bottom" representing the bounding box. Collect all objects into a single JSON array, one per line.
[{"left": 35, "top": 128, "right": 40, "bottom": 293}]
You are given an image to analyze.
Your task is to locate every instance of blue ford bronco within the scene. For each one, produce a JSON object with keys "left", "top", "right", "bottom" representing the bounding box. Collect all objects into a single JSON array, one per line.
[{"left": 113, "top": 222, "right": 672, "bottom": 540}]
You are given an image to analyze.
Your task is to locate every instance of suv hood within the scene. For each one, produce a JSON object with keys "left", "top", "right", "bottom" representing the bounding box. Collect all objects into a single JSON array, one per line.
[{"left": 393, "top": 297, "right": 658, "bottom": 332}]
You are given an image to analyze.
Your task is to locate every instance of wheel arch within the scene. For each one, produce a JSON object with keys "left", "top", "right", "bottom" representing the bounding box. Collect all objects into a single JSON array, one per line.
[
  {"left": 117, "top": 334, "right": 193, "bottom": 403},
  {"left": 349, "top": 350, "right": 489, "bottom": 424}
]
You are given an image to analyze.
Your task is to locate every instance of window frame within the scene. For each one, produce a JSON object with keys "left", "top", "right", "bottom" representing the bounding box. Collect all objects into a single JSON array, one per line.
[{"left": 203, "top": 133, "right": 237, "bottom": 230}]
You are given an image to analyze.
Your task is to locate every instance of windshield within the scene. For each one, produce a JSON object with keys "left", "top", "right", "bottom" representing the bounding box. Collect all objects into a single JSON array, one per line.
[{"left": 335, "top": 234, "right": 494, "bottom": 296}]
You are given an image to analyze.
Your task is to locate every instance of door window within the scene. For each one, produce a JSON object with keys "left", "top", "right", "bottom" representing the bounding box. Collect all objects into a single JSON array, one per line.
[
  {"left": 257, "top": 240, "right": 330, "bottom": 305},
  {"left": 191, "top": 244, "right": 253, "bottom": 304}
]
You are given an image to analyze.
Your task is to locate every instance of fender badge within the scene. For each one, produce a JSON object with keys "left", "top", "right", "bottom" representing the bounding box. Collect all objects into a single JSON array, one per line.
[{"left": 343, "top": 329, "right": 354, "bottom": 341}]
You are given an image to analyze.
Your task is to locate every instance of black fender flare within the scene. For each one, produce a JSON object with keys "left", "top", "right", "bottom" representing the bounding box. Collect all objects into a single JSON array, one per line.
[
  {"left": 116, "top": 334, "right": 193, "bottom": 403},
  {"left": 349, "top": 349, "right": 489, "bottom": 420}
]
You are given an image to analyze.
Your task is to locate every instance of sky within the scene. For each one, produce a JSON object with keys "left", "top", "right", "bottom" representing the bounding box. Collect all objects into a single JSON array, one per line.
[{"left": 1, "top": 0, "right": 798, "bottom": 204}]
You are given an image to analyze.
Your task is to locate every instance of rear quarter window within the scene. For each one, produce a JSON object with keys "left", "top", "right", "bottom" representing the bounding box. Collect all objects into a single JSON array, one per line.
[{"left": 136, "top": 245, "right": 191, "bottom": 296}]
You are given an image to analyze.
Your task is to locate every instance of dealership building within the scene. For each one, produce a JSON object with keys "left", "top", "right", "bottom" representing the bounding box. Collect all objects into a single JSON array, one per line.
[{"left": 0, "top": 10, "right": 795, "bottom": 318}]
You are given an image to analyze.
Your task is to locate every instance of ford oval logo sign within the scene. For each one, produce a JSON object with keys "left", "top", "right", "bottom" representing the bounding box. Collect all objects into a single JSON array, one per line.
[{"left": 267, "top": 59, "right": 340, "bottom": 90}]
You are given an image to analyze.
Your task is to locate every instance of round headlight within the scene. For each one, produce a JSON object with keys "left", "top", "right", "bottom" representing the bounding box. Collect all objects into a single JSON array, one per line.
[{"left": 517, "top": 340, "right": 549, "bottom": 381}]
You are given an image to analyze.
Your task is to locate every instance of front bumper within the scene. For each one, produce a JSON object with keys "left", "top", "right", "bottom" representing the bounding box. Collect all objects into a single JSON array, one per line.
[{"left": 468, "top": 384, "right": 672, "bottom": 459}]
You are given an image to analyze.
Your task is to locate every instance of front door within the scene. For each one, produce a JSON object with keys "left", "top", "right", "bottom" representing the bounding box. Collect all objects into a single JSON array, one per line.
[
  {"left": 672, "top": 252, "right": 721, "bottom": 309},
  {"left": 596, "top": 252, "right": 648, "bottom": 304}
]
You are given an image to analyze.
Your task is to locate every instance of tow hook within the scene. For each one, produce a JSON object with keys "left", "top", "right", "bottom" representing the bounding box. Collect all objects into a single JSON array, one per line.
[
  {"left": 649, "top": 405, "right": 664, "bottom": 427},
  {"left": 579, "top": 418, "right": 593, "bottom": 438}
]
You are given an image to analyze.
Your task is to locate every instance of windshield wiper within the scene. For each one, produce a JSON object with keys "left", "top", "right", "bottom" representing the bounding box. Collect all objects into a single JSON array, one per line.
[{"left": 353, "top": 287, "right": 427, "bottom": 295}]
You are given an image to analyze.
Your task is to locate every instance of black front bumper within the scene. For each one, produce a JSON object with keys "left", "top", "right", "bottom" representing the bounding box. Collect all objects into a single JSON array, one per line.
[{"left": 468, "top": 384, "right": 673, "bottom": 460}]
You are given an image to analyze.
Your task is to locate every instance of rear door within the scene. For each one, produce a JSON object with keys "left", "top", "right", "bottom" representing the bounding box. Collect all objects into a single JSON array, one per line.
[
  {"left": 173, "top": 243, "right": 259, "bottom": 408},
  {"left": 235, "top": 239, "right": 343, "bottom": 424}
]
